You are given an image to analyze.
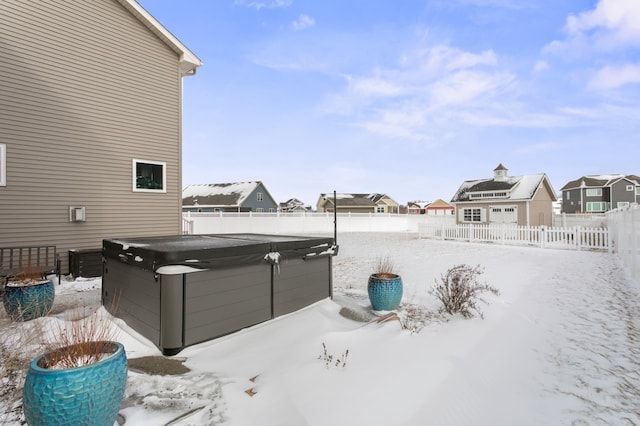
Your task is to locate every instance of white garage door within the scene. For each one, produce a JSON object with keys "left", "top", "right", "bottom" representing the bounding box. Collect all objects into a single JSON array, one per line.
[{"left": 489, "top": 205, "right": 517, "bottom": 224}]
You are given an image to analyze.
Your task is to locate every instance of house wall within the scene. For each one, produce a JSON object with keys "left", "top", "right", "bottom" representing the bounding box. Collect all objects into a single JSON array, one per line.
[
  {"left": 242, "top": 184, "right": 278, "bottom": 212},
  {"left": 562, "top": 189, "right": 582, "bottom": 214},
  {"left": 528, "top": 184, "right": 553, "bottom": 227},
  {"left": 611, "top": 180, "right": 636, "bottom": 209},
  {"left": 0, "top": 0, "right": 187, "bottom": 273}
]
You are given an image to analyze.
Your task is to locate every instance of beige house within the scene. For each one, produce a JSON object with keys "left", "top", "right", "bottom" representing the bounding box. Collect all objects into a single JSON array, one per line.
[
  {"left": 0, "top": 0, "right": 202, "bottom": 273},
  {"left": 451, "top": 164, "right": 557, "bottom": 227},
  {"left": 317, "top": 193, "right": 400, "bottom": 214}
]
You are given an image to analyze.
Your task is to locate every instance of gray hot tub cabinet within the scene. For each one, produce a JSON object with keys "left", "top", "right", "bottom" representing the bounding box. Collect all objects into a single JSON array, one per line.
[{"left": 102, "top": 234, "right": 336, "bottom": 355}]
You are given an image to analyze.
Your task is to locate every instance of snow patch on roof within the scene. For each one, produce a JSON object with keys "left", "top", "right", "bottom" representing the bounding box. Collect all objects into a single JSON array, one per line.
[{"left": 183, "top": 182, "right": 260, "bottom": 203}]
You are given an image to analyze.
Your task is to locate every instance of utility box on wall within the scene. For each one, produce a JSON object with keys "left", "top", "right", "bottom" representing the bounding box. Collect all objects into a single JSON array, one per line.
[{"left": 69, "top": 249, "right": 102, "bottom": 278}]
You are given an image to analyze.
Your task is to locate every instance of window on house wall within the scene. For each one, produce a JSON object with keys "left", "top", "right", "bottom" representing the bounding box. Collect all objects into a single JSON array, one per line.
[
  {"left": 377, "top": 206, "right": 385, "bottom": 213},
  {"left": 256, "top": 208, "right": 264, "bottom": 213},
  {"left": 470, "top": 193, "right": 482, "bottom": 199},
  {"left": 133, "top": 159, "right": 166, "bottom": 192},
  {"left": 586, "top": 202, "right": 607, "bottom": 212},
  {"left": 257, "top": 192, "right": 263, "bottom": 201},
  {"left": 617, "top": 202, "right": 630, "bottom": 208},
  {"left": 0, "top": 143, "right": 5, "bottom": 186},
  {"left": 463, "top": 208, "right": 482, "bottom": 222},
  {"left": 585, "top": 188, "right": 602, "bottom": 197},
  {"left": 566, "top": 192, "right": 570, "bottom": 200},
  {"left": 626, "top": 185, "right": 634, "bottom": 191},
  {"left": 637, "top": 187, "right": 640, "bottom": 196},
  {"left": 269, "top": 208, "right": 275, "bottom": 213}
]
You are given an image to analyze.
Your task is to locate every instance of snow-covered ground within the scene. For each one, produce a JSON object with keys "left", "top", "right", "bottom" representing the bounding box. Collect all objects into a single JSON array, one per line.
[{"left": 2, "top": 233, "right": 640, "bottom": 425}]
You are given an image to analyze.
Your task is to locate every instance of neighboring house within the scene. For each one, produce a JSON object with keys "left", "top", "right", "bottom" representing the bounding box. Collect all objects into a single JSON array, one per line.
[
  {"left": 560, "top": 175, "right": 640, "bottom": 213},
  {"left": 407, "top": 201, "right": 430, "bottom": 214},
  {"left": 0, "top": 0, "right": 201, "bottom": 274},
  {"left": 451, "top": 164, "right": 557, "bottom": 226},
  {"left": 182, "top": 182, "right": 278, "bottom": 213},
  {"left": 279, "top": 198, "right": 311, "bottom": 213},
  {"left": 316, "top": 193, "right": 400, "bottom": 214},
  {"left": 425, "top": 199, "right": 455, "bottom": 216}
]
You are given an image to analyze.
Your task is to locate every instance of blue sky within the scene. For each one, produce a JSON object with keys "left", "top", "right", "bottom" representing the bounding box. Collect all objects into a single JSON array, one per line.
[{"left": 138, "top": 0, "right": 640, "bottom": 207}]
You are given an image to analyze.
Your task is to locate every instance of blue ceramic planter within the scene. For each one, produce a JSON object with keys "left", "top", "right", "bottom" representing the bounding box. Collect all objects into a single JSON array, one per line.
[
  {"left": 2, "top": 280, "right": 54, "bottom": 321},
  {"left": 23, "top": 341, "right": 128, "bottom": 426},
  {"left": 367, "top": 273, "right": 403, "bottom": 311}
]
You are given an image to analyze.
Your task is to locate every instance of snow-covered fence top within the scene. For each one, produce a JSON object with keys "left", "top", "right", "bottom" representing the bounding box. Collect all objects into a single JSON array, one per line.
[{"left": 418, "top": 223, "right": 610, "bottom": 252}]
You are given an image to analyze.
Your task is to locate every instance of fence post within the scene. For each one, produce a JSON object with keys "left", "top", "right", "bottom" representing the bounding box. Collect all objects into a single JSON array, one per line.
[
  {"left": 468, "top": 224, "right": 473, "bottom": 242},
  {"left": 540, "top": 226, "right": 546, "bottom": 249},
  {"left": 574, "top": 226, "right": 580, "bottom": 251}
]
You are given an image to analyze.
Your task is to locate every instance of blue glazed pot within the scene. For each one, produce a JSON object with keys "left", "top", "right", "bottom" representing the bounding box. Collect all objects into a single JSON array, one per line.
[
  {"left": 23, "top": 341, "right": 128, "bottom": 426},
  {"left": 367, "top": 273, "right": 403, "bottom": 311},
  {"left": 2, "top": 280, "right": 54, "bottom": 321}
]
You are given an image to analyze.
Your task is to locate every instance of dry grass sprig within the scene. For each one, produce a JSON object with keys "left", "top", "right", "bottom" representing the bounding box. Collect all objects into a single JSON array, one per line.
[
  {"left": 318, "top": 342, "right": 349, "bottom": 369},
  {"left": 41, "top": 295, "right": 121, "bottom": 369},
  {"left": 373, "top": 255, "right": 396, "bottom": 278}
]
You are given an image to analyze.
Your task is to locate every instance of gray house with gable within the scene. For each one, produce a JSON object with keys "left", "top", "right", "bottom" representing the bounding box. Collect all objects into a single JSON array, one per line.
[
  {"left": 182, "top": 181, "right": 278, "bottom": 213},
  {"left": 560, "top": 174, "right": 640, "bottom": 213}
]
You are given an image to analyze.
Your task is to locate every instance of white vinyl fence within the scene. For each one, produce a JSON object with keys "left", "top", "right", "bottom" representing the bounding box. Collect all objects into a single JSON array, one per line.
[
  {"left": 607, "top": 204, "right": 640, "bottom": 281},
  {"left": 418, "top": 223, "right": 610, "bottom": 251},
  {"left": 182, "top": 211, "right": 455, "bottom": 235}
]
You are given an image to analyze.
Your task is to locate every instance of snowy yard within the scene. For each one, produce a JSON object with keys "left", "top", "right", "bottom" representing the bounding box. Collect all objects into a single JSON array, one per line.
[{"left": 2, "top": 233, "right": 640, "bottom": 425}]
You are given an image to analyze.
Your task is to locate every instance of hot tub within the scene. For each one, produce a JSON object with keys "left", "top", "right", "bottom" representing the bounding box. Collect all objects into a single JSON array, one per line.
[{"left": 101, "top": 234, "right": 336, "bottom": 355}]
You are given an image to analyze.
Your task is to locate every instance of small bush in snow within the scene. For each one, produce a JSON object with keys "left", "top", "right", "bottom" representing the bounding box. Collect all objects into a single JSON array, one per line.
[{"left": 432, "top": 264, "right": 499, "bottom": 319}]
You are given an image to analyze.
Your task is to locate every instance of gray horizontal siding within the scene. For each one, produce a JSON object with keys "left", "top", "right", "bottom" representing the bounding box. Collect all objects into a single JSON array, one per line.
[{"left": 0, "top": 0, "right": 189, "bottom": 273}]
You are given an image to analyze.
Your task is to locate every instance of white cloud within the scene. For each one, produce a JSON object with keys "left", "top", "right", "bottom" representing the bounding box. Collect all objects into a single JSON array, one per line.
[
  {"left": 348, "top": 76, "right": 405, "bottom": 97},
  {"left": 418, "top": 46, "right": 498, "bottom": 73},
  {"left": 234, "top": 0, "right": 292, "bottom": 10},
  {"left": 547, "top": 0, "right": 640, "bottom": 53},
  {"left": 587, "top": 64, "right": 640, "bottom": 90},
  {"left": 429, "top": 70, "right": 515, "bottom": 108},
  {"left": 292, "top": 14, "right": 315, "bottom": 31},
  {"left": 533, "top": 60, "right": 549, "bottom": 73}
]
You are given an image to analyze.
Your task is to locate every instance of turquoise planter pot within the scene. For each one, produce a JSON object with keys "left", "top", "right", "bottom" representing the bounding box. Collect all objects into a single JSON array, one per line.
[
  {"left": 367, "top": 273, "right": 403, "bottom": 311},
  {"left": 23, "top": 341, "right": 128, "bottom": 426},
  {"left": 2, "top": 280, "right": 54, "bottom": 321}
]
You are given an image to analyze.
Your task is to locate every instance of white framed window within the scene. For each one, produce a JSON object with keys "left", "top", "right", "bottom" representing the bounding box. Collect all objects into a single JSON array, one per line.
[
  {"left": 133, "top": 159, "right": 166, "bottom": 193},
  {"left": 566, "top": 192, "right": 570, "bottom": 200},
  {"left": 585, "top": 188, "right": 602, "bottom": 197},
  {"left": 0, "top": 143, "right": 5, "bottom": 186},
  {"left": 463, "top": 208, "right": 482, "bottom": 222},
  {"left": 586, "top": 202, "right": 607, "bottom": 212},
  {"left": 376, "top": 206, "right": 385, "bottom": 213},
  {"left": 626, "top": 185, "right": 634, "bottom": 191},
  {"left": 636, "top": 187, "right": 640, "bottom": 196},
  {"left": 257, "top": 192, "right": 263, "bottom": 201},
  {"left": 617, "top": 202, "right": 630, "bottom": 208},
  {"left": 256, "top": 208, "right": 264, "bottom": 213}
]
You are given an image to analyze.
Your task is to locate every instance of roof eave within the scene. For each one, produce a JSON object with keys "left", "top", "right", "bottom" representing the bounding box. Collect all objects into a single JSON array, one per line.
[{"left": 118, "top": 0, "right": 203, "bottom": 76}]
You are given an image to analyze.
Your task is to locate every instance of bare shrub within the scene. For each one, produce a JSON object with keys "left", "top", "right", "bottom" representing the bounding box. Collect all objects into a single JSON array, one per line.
[
  {"left": 398, "top": 303, "right": 446, "bottom": 334},
  {"left": 0, "top": 313, "right": 45, "bottom": 423},
  {"left": 432, "top": 264, "right": 499, "bottom": 319}
]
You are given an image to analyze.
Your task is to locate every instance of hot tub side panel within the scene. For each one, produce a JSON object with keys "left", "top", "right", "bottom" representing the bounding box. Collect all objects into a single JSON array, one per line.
[
  {"left": 102, "top": 257, "right": 161, "bottom": 347},
  {"left": 183, "top": 263, "right": 272, "bottom": 347},
  {"left": 273, "top": 256, "right": 332, "bottom": 317}
]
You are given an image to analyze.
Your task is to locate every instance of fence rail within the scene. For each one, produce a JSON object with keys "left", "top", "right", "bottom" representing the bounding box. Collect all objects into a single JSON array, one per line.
[{"left": 418, "top": 223, "right": 609, "bottom": 251}]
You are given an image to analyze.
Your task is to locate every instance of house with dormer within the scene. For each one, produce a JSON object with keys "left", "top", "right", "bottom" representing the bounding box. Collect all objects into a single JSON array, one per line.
[
  {"left": 451, "top": 164, "right": 556, "bottom": 226},
  {"left": 316, "top": 193, "right": 400, "bottom": 214},
  {"left": 560, "top": 174, "right": 640, "bottom": 213},
  {"left": 279, "top": 198, "right": 311, "bottom": 213},
  {"left": 182, "top": 181, "right": 278, "bottom": 213}
]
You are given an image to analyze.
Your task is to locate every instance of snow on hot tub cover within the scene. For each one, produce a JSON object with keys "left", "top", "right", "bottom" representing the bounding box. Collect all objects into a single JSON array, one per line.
[{"left": 102, "top": 234, "right": 336, "bottom": 273}]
